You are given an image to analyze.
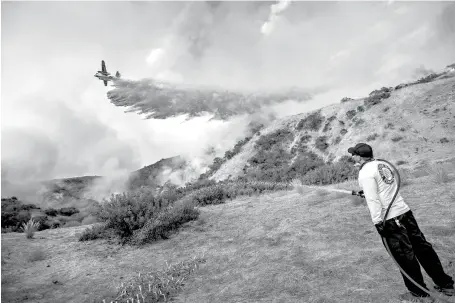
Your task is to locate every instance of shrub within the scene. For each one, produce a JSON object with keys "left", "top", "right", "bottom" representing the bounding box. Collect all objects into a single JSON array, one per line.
[
  {"left": 79, "top": 224, "right": 108, "bottom": 241},
  {"left": 296, "top": 111, "right": 324, "bottom": 131},
  {"left": 288, "top": 151, "right": 325, "bottom": 179},
  {"left": 366, "top": 133, "right": 379, "bottom": 141},
  {"left": 300, "top": 159, "right": 358, "bottom": 185},
  {"left": 341, "top": 97, "right": 353, "bottom": 103},
  {"left": 385, "top": 122, "right": 394, "bottom": 129},
  {"left": 130, "top": 201, "right": 199, "bottom": 245},
  {"left": 59, "top": 207, "right": 79, "bottom": 216},
  {"left": 354, "top": 118, "right": 365, "bottom": 126},
  {"left": 339, "top": 120, "right": 345, "bottom": 126},
  {"left": 391, "top": 136, "right": 403, "bottom": 142},
  {"left": 428, "top": 165, "right": 450, "bottom": 183},
  {"left": 396, "top": 160, "right": 407, "bottom": 166},
  {"left": 340, "top": 129, "right": 348, "bottom": 135},
  {"left": 399, "top": 127, "right": 406, "bottom": 132},
  {"left": 22, "top": 219, "right": 40, "bottom": 239},
  {"left": 383, "top": 106, "right": 390, "bottom": 112},
  {"left": 333, "top": 136, "right": 342, "bottom": 145},
  {"left": 357, "top": 106, "right": 365, "bottom": 112},
  {"left": 346, "top": 110, "right": 356, "bottom": 120},
  {"left": 440, "top": 137, "right": 449, "bottom": 143},
  {"left": 364, "top": 88, "right": 391, "bottom": 108},
  {"left": 416, "top": 73, "right": 439, "bottom": 84},
  {"left": 255, "top": 129, "right": 294, "bottom": 150},
  {"left": 315, "top": 136, "right": 329, "bottom": 151},
  {"left": 44, "top": 208, "right": 58, "bottom": 216}
]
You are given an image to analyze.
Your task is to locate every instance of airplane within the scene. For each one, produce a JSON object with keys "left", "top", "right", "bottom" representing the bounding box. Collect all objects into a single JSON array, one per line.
[{"left": 94, "top": 60, "right": 121, "bottom": 86}]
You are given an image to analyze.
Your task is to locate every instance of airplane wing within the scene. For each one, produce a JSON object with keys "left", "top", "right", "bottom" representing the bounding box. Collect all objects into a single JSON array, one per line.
[
  {"left": 102, "top": 60, "right": 107, "bottom": 73},
  {"left": 103, "top": 80, "right": 107, "bottom": 86}
]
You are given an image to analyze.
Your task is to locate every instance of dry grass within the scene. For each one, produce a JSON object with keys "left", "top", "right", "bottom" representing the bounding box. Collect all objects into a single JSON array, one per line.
[
  {"left": 2, "top": 161, "right": 455, "bottom": 303},
  {"left": 104, "top": 257, "right": 206, "bottom": 303},
  {"left": 27, "top": 249, "right": 46, "bottom": 262}
]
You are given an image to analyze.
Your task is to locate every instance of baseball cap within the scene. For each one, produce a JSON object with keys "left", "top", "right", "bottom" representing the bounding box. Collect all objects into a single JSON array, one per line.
[{"left": 348, "top": 143, "right": 373, "bottom": 158}]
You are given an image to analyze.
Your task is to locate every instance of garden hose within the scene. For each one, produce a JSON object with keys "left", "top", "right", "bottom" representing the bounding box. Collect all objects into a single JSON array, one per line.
[{"left": 378, "top": 159, "right": 454, "bottom": 303}]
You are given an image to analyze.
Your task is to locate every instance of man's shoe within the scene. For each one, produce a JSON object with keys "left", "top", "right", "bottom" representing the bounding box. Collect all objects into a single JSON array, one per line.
[
  {"left": 434, "top": 284, "right": 455, "bottom": 296},
  {"left": 398, "top": 292, "right": 434, "bottom": 302}
]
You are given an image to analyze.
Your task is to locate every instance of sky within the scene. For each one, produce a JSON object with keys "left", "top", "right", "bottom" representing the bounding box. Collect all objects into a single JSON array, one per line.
[{"left": 1, "top": 1, "right": 455, "bottom": 193}]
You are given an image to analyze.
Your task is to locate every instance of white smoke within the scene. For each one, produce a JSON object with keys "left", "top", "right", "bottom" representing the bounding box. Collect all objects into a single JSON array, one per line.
[{"left": 261, "top": 0, "right": 292, "bottom": 36}]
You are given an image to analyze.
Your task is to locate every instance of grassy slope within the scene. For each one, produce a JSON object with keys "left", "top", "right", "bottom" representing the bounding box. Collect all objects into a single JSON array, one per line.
[
  {"left": 2, "top": 167, "right": 454, "bottom": 303},
  {"left": 210, "top": 73, "right": 455, "bottom": 181}
]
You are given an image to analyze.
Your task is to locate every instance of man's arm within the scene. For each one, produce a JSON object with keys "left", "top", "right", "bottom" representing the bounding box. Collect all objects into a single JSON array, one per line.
[{"left": 360, "top": 176, "right": 383, "bottom": 224}]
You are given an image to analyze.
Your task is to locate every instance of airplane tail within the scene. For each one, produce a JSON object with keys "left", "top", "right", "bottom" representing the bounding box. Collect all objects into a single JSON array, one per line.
[{"left": 116, "top": 71, "right": 121, "bottom": 78}]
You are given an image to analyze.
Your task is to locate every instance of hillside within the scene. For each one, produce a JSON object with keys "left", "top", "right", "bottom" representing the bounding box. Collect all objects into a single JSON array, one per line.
[
  {"left": 2, "top": 169, "right": 454, "bottom": 303},
  {"left": 210, "top": 67, "right": 455, "bottom": 182}
]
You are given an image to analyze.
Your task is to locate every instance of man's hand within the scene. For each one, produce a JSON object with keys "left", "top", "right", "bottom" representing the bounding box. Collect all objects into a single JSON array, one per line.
[{"left": 351, "top": 190, "right": 365, "bottom": 198}]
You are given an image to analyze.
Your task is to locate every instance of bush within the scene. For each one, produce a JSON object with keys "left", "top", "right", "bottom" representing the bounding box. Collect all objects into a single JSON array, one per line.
[
  {"left": 416, "top": 73, "right": 439, "bottom": 84},
  {"left": 300, "top": 158, "right": 358, "bottom": 185},
  {"left": 288, "top": 151, "right": 325, "bottom": 179},
  {"left": 22, "top": 219, "right": 40, "bottom": 239},
  {"left": 333, "top": 136, "right": 342, "bottom": 145},
  {"left": 296, "top": 111, "right": 324, "bottom": 131},
  {"left": 340, "top": 129, "right": 348, "bottom": 136},
  {"left": 366, "top": 133, "right": 379, "bottom": 141},
  {"left": 396, "top": 160, "right": 407, "bottom": 166},
  {"left": 440, "top": 137, "right": 449, "bottom": 143},
  {"left": 130, "top": 201, "right": 199, "bottom": 245},
  {"left": 79, "top": 224, "right": 108, "bottom": 241},
  {"left": 315, "top": 136, "right": 329, "bottom": 151},
  {"left": 391, "top": 136, "right": 403, "bottom": 142},
  {"left": 383, "top": 106, "right": 390, "bottom": 112},
  {"left": 59, "top": 207, "right": 79, "bottom": 216},
  {"left": 357, "top": 106, "right": 365, "bottom": 112},
  {"left": 428, "top": 165, "right": 450, "bottom": 183},
  {"left": 354, "top": 118, "right": 365, "bottom": 126},
  {"left": 255, "top": 129, "right": 294, "bottom": 150},
  {"left": 341, "top": 97, "right": 353, "bottom": 103},
  {"left": 364, "top": 91, "right": 390, "bottom": 108},
  {"left": 97, "top": 189, "right": 160, "bottom": 241},
  {"left": 44, "top": 208, "right": 58, "bottom": 216},
  {"left": 346, "top": 110, "right": 356, "bottom": 120},
  {"left": 385, "top": 122, "right": 394, "bottom": 129}
]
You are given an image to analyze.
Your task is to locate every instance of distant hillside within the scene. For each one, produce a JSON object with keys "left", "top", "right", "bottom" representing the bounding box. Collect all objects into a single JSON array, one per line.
[
  {"left": 127, "top": 155, "right": 187, "bottom": 191},
  {"left": 106, "top": 78, "right": 313, "bottom": 120},
  {"left": 209, "top": 65, "right": 455, "bottom": 182}
]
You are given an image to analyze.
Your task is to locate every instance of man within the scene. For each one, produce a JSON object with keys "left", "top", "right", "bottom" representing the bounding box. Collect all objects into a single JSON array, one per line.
[{"left": 348, "top": 143, "right": 454, "bottom": 302}]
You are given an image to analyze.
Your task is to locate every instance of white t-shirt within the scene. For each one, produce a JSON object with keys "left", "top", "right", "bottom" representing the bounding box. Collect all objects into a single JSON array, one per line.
[{"left": 358, "top": 159, "right": 410, "bottom": 224}]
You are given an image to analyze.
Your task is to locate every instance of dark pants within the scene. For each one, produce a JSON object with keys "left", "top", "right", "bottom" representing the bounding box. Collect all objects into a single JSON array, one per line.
[{"left": 381, "top": 210, "right": 454, "bottom": 296}]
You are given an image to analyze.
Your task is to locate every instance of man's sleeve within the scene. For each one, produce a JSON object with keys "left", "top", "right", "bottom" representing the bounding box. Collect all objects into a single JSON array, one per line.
[{"left": 360, "top": 176, "right": 383, "bottom": 224}]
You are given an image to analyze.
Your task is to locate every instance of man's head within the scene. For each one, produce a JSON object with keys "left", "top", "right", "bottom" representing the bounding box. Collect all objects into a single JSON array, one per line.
[{"left": 348, "top": 143, "right": 373, "bottom": 164}]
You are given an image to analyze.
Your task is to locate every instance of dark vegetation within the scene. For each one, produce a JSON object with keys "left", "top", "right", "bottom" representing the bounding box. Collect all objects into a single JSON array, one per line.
[
  {"left": 296, "top": 111, "right": 325, "bottom": 131},
  {"left": 364, "top": 87, "right": 392, "bottom": 108},
  {"left": 1, "top": 197, "right": 89, "bottom": 232}
]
